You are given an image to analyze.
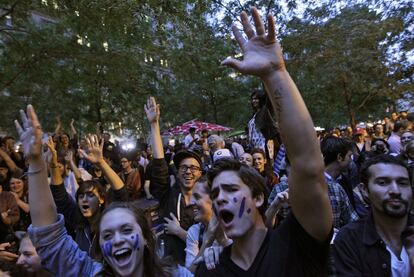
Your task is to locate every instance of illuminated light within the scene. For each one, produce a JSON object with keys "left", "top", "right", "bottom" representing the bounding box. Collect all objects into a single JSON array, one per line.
[{"left": 103, "top": 42, "right": 109, "bottom": 51}]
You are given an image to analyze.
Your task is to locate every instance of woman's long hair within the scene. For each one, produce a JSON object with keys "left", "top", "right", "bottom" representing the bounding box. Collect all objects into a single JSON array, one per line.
[{"left": 97, "top": 202, "right": 174, "bottom": 277}]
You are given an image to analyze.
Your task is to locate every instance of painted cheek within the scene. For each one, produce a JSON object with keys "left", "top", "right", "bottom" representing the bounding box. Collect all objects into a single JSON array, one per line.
[
  {"left": 233, "top": 197, "right": 238, "bottom": 203},
  {"left": 131, "top": 234, "right": 140, "bottom": 251},
  {"left": 238, "top": 197, "right": 246, "bottom": 218},
  {"left": 102, "top": 241, "right": 113, "bottom": 257}
]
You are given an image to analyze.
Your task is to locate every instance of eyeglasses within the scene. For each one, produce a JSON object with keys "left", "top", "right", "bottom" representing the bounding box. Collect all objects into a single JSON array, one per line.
[{"left": 179, "top": 165, "right": 201, "bottom": 173}]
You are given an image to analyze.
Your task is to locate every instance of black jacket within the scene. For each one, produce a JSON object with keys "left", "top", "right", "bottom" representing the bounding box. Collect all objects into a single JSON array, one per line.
[
  {"left": 333, "top": 212, "right": 413, "bottom": 276},
  {"left": 151, "top": 158, "right": 195, "bottom": 265}
]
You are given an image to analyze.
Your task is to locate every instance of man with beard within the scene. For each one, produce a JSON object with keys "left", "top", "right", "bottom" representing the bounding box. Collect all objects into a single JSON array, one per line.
[
  {"left": 333, "top": 155, "right": 413, "bottom": 276},
  {"left": 145, "top": 97, "right": 202, "bottom": 265}
]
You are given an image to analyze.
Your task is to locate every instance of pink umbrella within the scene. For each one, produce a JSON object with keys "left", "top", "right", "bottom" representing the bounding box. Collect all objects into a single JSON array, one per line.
[{"left": 162, "top": 119, "right": 232, "bottom": 135}]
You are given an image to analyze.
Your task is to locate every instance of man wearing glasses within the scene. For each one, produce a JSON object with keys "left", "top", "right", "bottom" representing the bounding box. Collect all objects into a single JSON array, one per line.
[{"left": 144, "top": 96, "right": 203, "bottom": 265}]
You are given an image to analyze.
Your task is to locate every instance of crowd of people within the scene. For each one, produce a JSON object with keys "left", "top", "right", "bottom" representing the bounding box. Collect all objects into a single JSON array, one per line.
[{"left": 0, "top": 7, "right": 413, "bottom": 277}]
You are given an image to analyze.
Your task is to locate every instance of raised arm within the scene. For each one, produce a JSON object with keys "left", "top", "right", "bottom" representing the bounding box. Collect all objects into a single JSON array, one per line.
[
  {"left": 69, "top": 119, "right": 77, "bottom": 139},
  {"left": 15, "top": 105, "right": 57, "bottom": 227},
  {"left": 46, "top": 136, "right": 63, "bottom": 186},
  {"left": 0, "top": 148, "right": 23, "bottom": 176},
  {"left": 144, "top": 97, "right": 164, "bottom": 159},
  {"left": 222, "top": 7, "right": 332, "bottom": 240},
  {"left": 79, "top": 135, "right": 124, "bottom": 191},
  {"left": 65, "top": 151, "right": 82, "bottom": 181},
  {"left": 144, "top": 97, "right": 170, "bottom": 201}
]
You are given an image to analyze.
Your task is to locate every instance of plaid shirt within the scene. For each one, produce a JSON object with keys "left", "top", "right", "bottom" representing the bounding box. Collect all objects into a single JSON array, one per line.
[{"left": 268, "top": 175, "right": 359, "bottom": 229}]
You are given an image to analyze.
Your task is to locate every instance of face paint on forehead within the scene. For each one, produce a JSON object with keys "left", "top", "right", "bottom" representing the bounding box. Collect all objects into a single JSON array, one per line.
[{"left": 238, "top": 197, "right": 246, "bottom": 218}]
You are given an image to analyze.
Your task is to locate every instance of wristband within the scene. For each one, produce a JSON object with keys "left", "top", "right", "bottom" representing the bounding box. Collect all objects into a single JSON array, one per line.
[{"left": 27, "top": 166, "right": 45, "bottom": 175}]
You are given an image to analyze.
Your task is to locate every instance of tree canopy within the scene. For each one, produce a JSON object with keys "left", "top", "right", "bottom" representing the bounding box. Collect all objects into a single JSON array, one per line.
[{"left": 0, "top": 0, "right": 412, "bottom": 137}]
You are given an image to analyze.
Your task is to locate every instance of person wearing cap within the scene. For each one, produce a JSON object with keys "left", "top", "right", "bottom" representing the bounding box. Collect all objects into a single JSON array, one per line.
[
  {"left": 208, "top": 135, "right": 234, "bottom": 163},
  {"left": 145, "top": 97, "right": 202, "bottom": 265}
]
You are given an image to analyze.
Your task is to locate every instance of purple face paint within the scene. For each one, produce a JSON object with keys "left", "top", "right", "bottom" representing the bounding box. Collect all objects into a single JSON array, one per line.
[
  {"left": 233, "top": 197, "right": 238, "bottom": 203},
  {"left": 133, "top": 234, "right": 140, "bottom": 250},
  {"left": 238, "top": 197, "right": 246, "bottom": 218},
  {"left": 102, "top": 241, "right": 113, "bottom": 257}
]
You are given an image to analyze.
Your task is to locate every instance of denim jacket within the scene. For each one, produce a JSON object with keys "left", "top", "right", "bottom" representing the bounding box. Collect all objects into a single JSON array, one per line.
[{"left": 28, "top": 214, "right": 103, "bottom": 277}]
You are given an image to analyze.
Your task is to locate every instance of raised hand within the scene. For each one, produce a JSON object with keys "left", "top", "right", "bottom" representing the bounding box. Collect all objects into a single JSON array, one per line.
[
  {"left": 14, "top": 105, "right": 43, "bottom": 161},
  {"left": 64, "top": 150, "right": 74, "bottom": 163},
  {"left": 144, "top": 97, "right": 160, "bottom": 124},
  {"left": 221, "top": 7, "right": 285, "bottom": 77},
  {"left": 46, "top": 136, "right": 56, "bottom": 153},
  {"left": 78, "top": 135, "right": 103, "bottom": 164},
  {"left": 0, "top": 242, "right": 18, "bottom": 262}
]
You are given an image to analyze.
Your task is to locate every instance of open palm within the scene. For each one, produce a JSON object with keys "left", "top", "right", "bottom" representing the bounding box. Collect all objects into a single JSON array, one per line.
[
  {"left": 79, "top": 135, "right": 103, "bottom": 164},
  {"left": 14, "top": 105, "right": 43, "bottom": 161},
  {"left": 144, "top": 97, "right": 160, "bottom": 124},
  {"left": 222, "top": 7, "right": 285, "bottom": 77}
]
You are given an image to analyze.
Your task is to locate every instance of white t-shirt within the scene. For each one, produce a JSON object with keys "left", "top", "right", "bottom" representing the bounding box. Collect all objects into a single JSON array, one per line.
[
  {"left": 386, "top": 245, "right": 410, "bottom": 277},
  {"left": 185, "top": 223, "right": 204, "bottom": 268},
  {"left": 64, "top": 171, "right": 79, "bottom": 201},
  {"left": 184, "top": 133, "right": 199, "bottom": 148}
]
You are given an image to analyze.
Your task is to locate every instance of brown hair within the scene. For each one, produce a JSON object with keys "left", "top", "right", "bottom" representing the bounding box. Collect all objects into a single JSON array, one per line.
[
  {"left": 207, "top": 159, "right": 267, "bottom": 217},
  {"left": 97, "top": 202, "right": 174, "bottom": 277}
]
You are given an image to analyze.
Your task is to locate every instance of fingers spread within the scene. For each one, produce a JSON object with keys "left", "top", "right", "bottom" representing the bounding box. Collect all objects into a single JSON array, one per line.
[
  {"left": 221, "top": 58, "right": 243, "bottom": 72},
  {"left": 232, "top": 25, "right": 246, "bottom": 48},
  {"left": 20, "top": 109, "right": 28, "bottom": 129},
  {"left": 252, "top": 7, "right": 265, "bottom": 35},
  {"left": 267, "top": 14, "right": 276, "bottom": 41},
  {"left": 241, "top": 11, "right": 255, "bottom": 39},
  {"left": 15, "top": 120, "right": 23, "bottom": 136}
]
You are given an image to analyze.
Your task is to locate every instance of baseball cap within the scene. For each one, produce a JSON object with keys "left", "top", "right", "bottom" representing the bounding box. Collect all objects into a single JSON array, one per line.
[
  {"left": 213, "top": 149, "right": 233, "bottom": 162},
  {"left": 173, "top": 150, "right": 202, "bottom": 169}
]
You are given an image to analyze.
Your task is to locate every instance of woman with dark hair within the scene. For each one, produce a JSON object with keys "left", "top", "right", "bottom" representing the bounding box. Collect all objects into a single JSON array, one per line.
[
  {"left": 248, "top": 89, "right": 280, "bottom": 159},
  {"left": 16, "top": 105, "right": 192, "bottom": 277},
  {"left": 251, "top": 148, "right": 279, "bottom": 191},
  {"left": 9, "top": 176, "right": 31, "bottom": 231},
  {"left": 47, "top": 133, "right": 128, "bottom": 259}
]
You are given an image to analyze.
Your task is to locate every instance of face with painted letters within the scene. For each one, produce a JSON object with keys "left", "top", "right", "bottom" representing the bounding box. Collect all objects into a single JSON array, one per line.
[
  {"left": 211, "top": 170, "right": 264, "bottom": 239},
  {"left": 99, "top": 208, "right": 145, "bottom": 277}
]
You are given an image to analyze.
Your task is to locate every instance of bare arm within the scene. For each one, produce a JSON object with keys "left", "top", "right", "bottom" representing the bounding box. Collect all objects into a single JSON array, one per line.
[
  {"left": 69, "top": 119, "right": 77, "bottom": 139},
  {"left": 222, "top": 7, "right": 332, "bottom": 241},
  {"left": 46, "top": 137, "right": 64, "bottom": 186},
  {"left": 0, "top": 148, "right": 22, "bottom": 174},
  {"left": 79, "top": 135, "right": 124, "bottom": 191},
  {"left": 144, "top": 97, "right": 164, "bottom": 159},
  {"left": 54, "top": 116, "right": 61, "bottom": 134},
  {"left": 65, "top": 151, "right": 81, "bottom": 181},
  {"left": 15, "top": 105, "right": 57, "bottom": 227},
  {"left": 265, "top": 190, "right": 288, "bottom": 229}
]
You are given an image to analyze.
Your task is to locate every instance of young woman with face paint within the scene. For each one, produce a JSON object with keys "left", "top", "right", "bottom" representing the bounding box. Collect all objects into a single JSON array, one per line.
[
  {"left": 48, "top": 133, "right": 128, "bottom": 260},
  {"left": 185, "top": 177, "right": 231, "bottom": 273},
  {"left": 46, "top": 134, "right": 128, "bottom": 260},
  {"left": 16, "top": 105, "right": 193, "bottom": 277}
]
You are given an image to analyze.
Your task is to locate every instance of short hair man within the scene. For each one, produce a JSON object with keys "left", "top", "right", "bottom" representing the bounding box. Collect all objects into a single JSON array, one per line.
[
  {"left": 118, "top": 155, "right": 142, "bottom": 200},
  {"left": 321, "top": 136, "right": 359, "bottom": 228},
  {"left": 145, "top": 98, "right": 203, "bottom": 264},
  {"left": 333, "top": 155, "right": 414, "bottom": 276},
  {"left": 195, "top": 7, "right": 332, "bottom": 277},
  {"left": 388, "top": 120, "right": 410, "bottom": 154},
  {"left": 184, "top": 127, "right": 200, "bottom": 149}
]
